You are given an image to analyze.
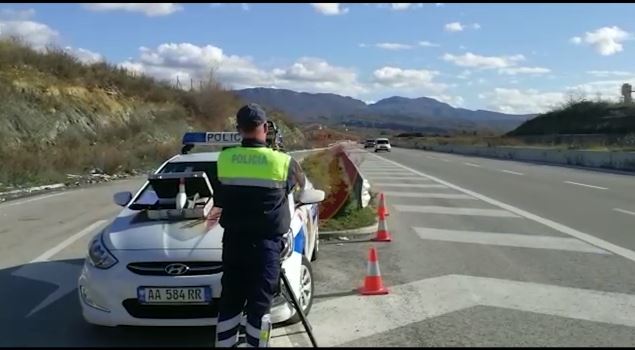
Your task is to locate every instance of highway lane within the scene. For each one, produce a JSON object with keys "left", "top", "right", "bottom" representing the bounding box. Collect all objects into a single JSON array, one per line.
[
  {"left": 279, "top": 146, "right": 635, "bottom": 346},
  {"left": 3, "top": 145, "right": 635, "bottom": 346},
  {"left": 383, "top": 147, "right": 635, "bottom": 253}
]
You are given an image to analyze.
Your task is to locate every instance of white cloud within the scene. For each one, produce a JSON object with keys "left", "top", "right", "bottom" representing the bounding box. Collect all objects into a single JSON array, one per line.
[
  {"left": 567, "top": 77, "right": 635, "bottom": 101},
  {"left": 372, "top": 66, "right": 439, "bottom": 88},
  {"left": 375, "top": 42, "right": 413, "bottom": 50},
  {"left": 481, "top": 88, "right": 565, "bottom": 114},
  {"left": 272, "top": 57, "right": 366, "bottom": 95},
  {"left": 119, "top": 42, "right": 270, "bottom": 88},
  {"left": 444, "top": 22, "right": 464, "bottom": 32},
  {"left": 435, "top": 3, "right": 444, "bottom": 7},
  {"left": 391, "top": 3, "right": 411, "bottom": 10},
  {"left": 442, "top": 52, "right": 525, "bottom": 69},
  {"left": 389, "top": 3, "right": 424, "bottom": 10},
  {"left": 64, "top": 46, "right": 103, "bottom": 64},
  {"left": 570, "top": 36, "right": 582, "bottom": 44},
  {"left": 310, "top": 3, "right": 349, "bottom": 15},
  {"left": 119, "top": 42, "right": 366, "bottom": 96},
  {"left": 498, "top": 66, "right": 551, "bottom": 75},
  {"left": 457, "top": 70, "right": 471, "bottom": 80},
  {"left": 241, "top": 3, "right": 250, "bottom": 11},
  {"left": 82, "top": 3, "right": 183, "bottom": 17},
  {"left": 0, "top": 19, "right": 59, "bottom": 50},
  {"left": 358, "top": 43, "right": 368, "bottom": 48},
  {"left": 418, "top": 41, "right": 439, "bottom": 47},
  {"left": 586, "top": 70, "right": 633, "bottom": 77},
  {"left": 371, "top": 66, "right": 459, "bottom": 103},
  {"left": 570, "top": 26, "right": 631, "bottom": 56},
  {"left": 472, "top": 23, "right": 481, "bottom": 30},
  {"left": 0, "top": 8, "right": 36, "bottom": 20}
]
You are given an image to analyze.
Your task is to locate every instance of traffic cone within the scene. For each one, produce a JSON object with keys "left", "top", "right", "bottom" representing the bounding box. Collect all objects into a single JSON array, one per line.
[
  {"left": 359, "top": 246, "right": 389, "bottom": 295},
  {"left": 377, "top": 192, "right": 389, "bottom": 217},
  {"left": 372, "top": 211, "right": 392, "bottom": 242}
]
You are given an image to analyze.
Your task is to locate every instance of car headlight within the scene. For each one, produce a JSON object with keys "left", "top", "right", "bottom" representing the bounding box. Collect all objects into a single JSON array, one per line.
[
  {"left": 88, "top": 235, "right": 118, "bottom": 269},
  {"left": 280, "top": 230, "right": 294, "bottom": 260}
]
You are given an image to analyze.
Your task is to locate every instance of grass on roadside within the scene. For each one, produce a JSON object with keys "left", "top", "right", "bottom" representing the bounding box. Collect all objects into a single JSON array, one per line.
[
  {"left": 302, "top": 148, "right": 378, "bottom": 232},
  {"left": 320, "top": 199, "right": 377, "bottom": 232}
]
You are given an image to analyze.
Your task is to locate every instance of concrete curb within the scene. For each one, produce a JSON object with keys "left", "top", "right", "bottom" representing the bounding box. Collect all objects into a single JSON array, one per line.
[{"left": 319, "top": 220, "right": 378, "bottom": 236}]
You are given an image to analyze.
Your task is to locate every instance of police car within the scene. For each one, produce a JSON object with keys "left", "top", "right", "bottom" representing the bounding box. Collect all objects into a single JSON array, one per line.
[{"left": 78, "top": 132, "right": 325, "bottom": 327}]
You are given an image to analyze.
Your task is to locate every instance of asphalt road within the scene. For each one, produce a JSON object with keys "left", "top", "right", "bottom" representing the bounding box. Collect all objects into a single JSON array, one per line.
[{"left": 2, "top": 145, "right": 635, "bottom": 346}]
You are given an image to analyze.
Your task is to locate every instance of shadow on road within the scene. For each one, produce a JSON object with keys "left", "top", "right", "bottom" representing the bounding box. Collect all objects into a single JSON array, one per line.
[{"left": 0, "top": 259, "right": 215, "bottom": 347}]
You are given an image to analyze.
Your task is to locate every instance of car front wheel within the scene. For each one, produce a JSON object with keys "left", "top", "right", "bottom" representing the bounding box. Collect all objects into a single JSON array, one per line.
[{"left": 287, "top": 256, "right": 314, "bottom": 324}]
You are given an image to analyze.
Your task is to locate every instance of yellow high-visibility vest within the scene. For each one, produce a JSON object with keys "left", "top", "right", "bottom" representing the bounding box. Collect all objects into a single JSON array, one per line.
[{"left": 217, "top": 146, "right": 291, "bottom": 189}]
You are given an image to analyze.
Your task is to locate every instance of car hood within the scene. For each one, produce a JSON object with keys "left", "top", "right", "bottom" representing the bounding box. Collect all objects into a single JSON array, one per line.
[{"left": 102, "top": 208, "right": 224, "bottom": 251}]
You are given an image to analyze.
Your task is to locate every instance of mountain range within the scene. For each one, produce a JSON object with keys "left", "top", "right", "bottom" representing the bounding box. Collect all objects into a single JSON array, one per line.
[{"left": 234, "top": 88, "right": 535, "bottom": 133}]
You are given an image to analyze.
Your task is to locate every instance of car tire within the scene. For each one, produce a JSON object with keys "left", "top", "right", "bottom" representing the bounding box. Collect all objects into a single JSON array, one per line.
[
  {"left": 310, "top": 235, "right": 319, "bottom": 262},
  {"left": 287, "top": 256, "right": 314, "bottom": 324}
]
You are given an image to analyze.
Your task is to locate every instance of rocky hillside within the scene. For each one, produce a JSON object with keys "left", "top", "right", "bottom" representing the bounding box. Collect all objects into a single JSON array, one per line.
[{"left": 0, "top": 39, "right": 305, "bottom": 190}]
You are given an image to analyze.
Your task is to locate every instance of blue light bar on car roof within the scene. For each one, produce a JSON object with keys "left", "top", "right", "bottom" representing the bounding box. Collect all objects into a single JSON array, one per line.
[{"left": 182, "top": 132, "right": 242, "bottom": 145}]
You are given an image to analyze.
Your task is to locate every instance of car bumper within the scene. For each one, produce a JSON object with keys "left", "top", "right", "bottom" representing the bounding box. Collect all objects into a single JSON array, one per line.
[{"left": 78, "top": 259, "right": 296, "bottom": 327}]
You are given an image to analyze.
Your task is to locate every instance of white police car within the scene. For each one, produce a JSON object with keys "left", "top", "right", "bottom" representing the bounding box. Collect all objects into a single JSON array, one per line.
[{"left": 78, "top": 132, "right": 324, "bottom": 327}]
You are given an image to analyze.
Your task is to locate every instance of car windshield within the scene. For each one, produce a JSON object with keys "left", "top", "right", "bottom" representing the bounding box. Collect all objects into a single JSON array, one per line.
[
  {"left": 377, "top": 140, "right": 389, "bottom": 144},
  {"left": 129, "top": 161, "right": 219, "bottom": 210}
]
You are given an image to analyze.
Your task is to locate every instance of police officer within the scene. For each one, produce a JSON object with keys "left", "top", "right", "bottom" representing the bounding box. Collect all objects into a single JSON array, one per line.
[{"left": 214, "top": 103, "right": 304, "bottom": 348}]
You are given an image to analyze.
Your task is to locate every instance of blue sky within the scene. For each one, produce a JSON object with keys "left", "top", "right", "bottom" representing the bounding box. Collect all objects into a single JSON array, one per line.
[{"left": 1, "top": 3, "right": 634, "bottom": 114}]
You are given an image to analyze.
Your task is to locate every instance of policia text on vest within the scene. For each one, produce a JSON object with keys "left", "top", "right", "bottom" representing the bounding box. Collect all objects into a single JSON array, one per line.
[{"left": 218, "top": 147, "right": 291, "bottom": 189}]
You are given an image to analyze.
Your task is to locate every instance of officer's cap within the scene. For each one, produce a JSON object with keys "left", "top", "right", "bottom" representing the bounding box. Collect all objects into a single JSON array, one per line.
[{"left": 236, "top": 103, "right": 267, "bottom": 129}]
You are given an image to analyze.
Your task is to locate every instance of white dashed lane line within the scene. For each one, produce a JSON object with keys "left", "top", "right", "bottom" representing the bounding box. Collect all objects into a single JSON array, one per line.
[
  {"left": 464, "top": 162, "right": 481, "bottom": 167},
  {"left": 500, "top": 169, "right": 524, "bottom": 176},
  {"left": 613, "top": 208, "right": 635, "bottom": 217},
  {"left": 564, "top": 181, "right": 608, "bottom": 190}
]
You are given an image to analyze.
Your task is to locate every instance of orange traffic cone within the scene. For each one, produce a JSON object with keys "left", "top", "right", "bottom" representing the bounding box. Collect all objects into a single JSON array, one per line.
[
  {"left": 377, "top": 193, "right": 389, "bottom": 217},
  {"left": 372, "top": 211, "right": 392, "bottom": 242},
  {"left": 359, "top": 246, "right": 389, "bottom": 295}
]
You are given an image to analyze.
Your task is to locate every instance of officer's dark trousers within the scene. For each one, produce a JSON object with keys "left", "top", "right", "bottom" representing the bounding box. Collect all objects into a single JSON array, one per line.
[{"left": 215, "top": 232, "right": 283, "bottom": 348}]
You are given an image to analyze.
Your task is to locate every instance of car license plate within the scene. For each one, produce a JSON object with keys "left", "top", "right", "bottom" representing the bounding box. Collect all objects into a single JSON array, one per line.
[{"left": 138, "top": 286, "right": 211, "bottom": 304}]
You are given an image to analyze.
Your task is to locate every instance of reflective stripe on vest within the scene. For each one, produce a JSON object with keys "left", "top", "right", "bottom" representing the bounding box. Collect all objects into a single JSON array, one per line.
[{"left": 217, "top": 146, "right": 291, "bottom": 189}]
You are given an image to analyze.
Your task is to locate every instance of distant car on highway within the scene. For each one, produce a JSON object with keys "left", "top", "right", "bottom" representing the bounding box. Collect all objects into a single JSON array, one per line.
[
  {"left": 364, "top": 139, "right": 376, "bottom": 148},
  {"left": 374, "top": 138, "right": 391, "bottom": 152},
  {"left": 78, "top": 131, "right": 325, "bottom": 327}
]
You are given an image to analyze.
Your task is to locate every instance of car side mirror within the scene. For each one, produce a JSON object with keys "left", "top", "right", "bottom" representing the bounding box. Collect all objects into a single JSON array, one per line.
[
  {"left": 296, "top": 189, "right": 325, "bottom": 207},
  {"left": 113, "top": 191, "right": 133, "bottom": 207}
]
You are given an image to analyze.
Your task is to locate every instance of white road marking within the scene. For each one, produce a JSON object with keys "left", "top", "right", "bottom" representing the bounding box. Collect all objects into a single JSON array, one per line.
[
  {"left": 362, "top": 170, "right": 414, "bottom": 175},
  {"left": 382, "top": 191, "right": 475, "bottom": 199},
  {"left": 413, "top": 227, "right": 609, "bottom": 254},
  {"left": 270, "top": 323, "right": 298, "bottom": 347},
  {"left": 500, "top": 169, "right": 524, "bottom": 175},
  {"left": 395, "top": 205, "right": 520, "bottom": 217},
  {"left": 464, "top": 162, "right": 481, "bottom": 167},
  {"left": 31, "top": 220, "right": 107, "bottom": 263},
  {"left": 427, "top": 156, "right": 438, "bottom": 160},
  {"left": 11, "top": 220, "right": 109, "bottom": 317},
  {"left": 0, "top": 192, "right": 67, "bottom": 209},
  {"left": 373, "top": 183, "right": 446, "bottom": 188},
  {"left": 372, "top": 153, "right": 635, "bottom": 263},
  {"left": 613, "top": 208, "right": 635, "bottom": 217},
  {"left": 367, "top": 176, "right": 430, "bottom": 181},
  {"left": 564, "top": 181, "right": 608, "bottom": 190},
  {"left": 12, "top": 261, "right": 83, "bottom": 317},
  {"left": 304, "top": 274, "right": 635, "bottom": 347},
  {"left": 440, "top": 158, "right": 452, "bottom": 162}
]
